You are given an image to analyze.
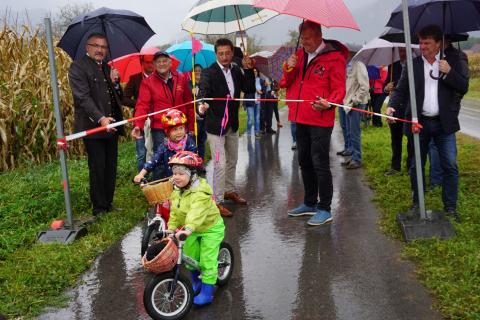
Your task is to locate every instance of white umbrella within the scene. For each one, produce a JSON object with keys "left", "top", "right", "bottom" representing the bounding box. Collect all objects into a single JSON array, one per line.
[{"left": 352, "top": 38, "right": 420, "bottom": 66}]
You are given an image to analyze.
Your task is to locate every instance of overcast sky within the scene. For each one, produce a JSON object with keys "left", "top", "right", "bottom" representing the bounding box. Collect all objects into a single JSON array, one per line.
[{"left": 1, "top": 0, "right": 409, "bottom": 47}]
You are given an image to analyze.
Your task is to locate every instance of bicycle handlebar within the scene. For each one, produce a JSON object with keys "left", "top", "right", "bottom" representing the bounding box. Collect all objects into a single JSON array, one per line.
[
  {"left": 154, "top": 230, "right": 188, "bottom": 242},
  {"left": 177, "top": 233, "right": 188, "bottom": 241}
]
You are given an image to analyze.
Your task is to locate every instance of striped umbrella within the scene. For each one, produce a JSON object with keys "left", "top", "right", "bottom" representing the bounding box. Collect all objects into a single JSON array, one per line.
[{"left": 181, "top": 0, "right": 278, "bottom": 49}]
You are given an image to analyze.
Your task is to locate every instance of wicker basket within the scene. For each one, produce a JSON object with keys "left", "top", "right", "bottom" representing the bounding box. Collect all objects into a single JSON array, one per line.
[
  {"left": 141, "top": 177, "right": 173, "bottom": 205},
  {"left": 142, "top": 238, "right": 178, "bottom": 274}
]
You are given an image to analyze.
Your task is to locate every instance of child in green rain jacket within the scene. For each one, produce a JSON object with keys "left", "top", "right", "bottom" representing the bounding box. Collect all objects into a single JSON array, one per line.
[{"left": 167, "top": 151, "right": 225, "bottom": 306}]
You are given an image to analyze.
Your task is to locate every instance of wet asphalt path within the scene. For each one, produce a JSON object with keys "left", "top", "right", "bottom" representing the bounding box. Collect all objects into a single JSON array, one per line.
[{"left": 39, "top": 110, "right": 442, "bottom": 320}]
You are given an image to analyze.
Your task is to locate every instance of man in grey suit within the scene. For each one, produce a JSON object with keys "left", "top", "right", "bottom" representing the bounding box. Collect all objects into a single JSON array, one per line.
[
  {"left": 386, "top": 25, "right": 469, "bottom": 220},
  {"left": 68, "top": 33, "right": 124, "bottom": 216}
]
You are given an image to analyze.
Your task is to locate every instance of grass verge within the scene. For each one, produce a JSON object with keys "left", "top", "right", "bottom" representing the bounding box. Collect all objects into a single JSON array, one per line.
[
  {"left": 362, "top": 125, "right": 480, "bottom": 319},
  {"left": 465, "top": 78, "right": 480, "bottom": 100},
  {"left": 0, "top": 142, "right": 145, "bottom": 318}
]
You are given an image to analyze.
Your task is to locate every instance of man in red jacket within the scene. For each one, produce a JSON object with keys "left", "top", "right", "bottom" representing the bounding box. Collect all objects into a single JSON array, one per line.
[
  {"left": 132, "top": 51, "right": 195, "bottom": 179},
  {"left": 280, "top": 20, "right": 347, "bottom": 226}
]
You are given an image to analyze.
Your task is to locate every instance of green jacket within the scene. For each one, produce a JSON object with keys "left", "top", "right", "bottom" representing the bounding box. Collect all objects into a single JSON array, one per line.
[{"left": 168, "top": 178, "right": 222, "bottom": 232}]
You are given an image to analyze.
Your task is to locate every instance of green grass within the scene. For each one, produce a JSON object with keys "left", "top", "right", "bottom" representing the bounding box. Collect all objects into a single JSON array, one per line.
[
  {"left": 0, "top": 142, "right": 146, "bottom": 318},
  {"left": 465, "top": 78, "right": 480, "bottom": 99},
  {"left": 362, "top": 125, "right": 480, "bottom": 319}
]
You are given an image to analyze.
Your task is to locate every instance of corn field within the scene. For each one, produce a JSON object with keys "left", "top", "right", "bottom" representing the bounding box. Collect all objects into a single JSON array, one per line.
[
  {"left": 469, "top": 53, "right": 480, "bottom": 78},
  {"left": 0, "top": 25, "right": 81, "bottom": 172}
]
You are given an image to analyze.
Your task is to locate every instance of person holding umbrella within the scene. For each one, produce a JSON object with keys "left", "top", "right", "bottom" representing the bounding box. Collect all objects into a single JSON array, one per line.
[
  {"left": 282, "top": 20, "right": 348, "bottom": 226},
  {"left": 123, "top": 54, "right": 154, "bottom": 172},
  {"left": 386, "top": 25, "right": 469, "bottom": 220},
  {"left": 68, "top": 32, "right": 124, "bottom": 216},
  {"left": 132, "top": 51, "right": 195, "bottom": 180}
]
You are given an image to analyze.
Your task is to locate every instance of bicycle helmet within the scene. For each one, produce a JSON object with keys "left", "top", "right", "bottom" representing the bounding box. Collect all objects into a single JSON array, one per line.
[
  {"left": 168, "top": 150, "right": 203, "bottom": 169},
  {"left": 161, "top": 109, "right": 187, "bottom": 133}
]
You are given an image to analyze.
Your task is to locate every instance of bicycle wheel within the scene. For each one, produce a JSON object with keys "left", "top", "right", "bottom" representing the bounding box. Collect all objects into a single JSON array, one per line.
[
  {"left": 216, "top": 242, "right": 234, "bottom": 286},
  {"left": 143, "top": 272, "right": 193, "bottom": 320},
  {"left": 141, "top": 221, "right": 159, "bottom": 257}
]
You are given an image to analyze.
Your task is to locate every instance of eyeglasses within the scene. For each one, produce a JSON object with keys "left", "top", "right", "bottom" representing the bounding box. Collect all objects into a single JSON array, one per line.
[{"left": 87, "top": 43, "right": 108, "bottom": 50}]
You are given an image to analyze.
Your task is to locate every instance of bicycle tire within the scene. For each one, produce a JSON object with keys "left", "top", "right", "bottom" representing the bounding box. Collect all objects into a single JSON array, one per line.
[
  {"left": 143, "top": 272, "right": 193, "bottom": 320},
  {"left": 141, "top": 221, "right": 159, "bottom": 257},
  {"left": 216, "top": 242, "right": 234, "bottom": 286}
]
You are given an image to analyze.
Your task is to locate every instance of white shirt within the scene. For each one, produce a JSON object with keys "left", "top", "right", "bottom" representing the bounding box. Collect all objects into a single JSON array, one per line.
[
  {"left": 422, "top": 53, "right": 440, "bottom": 116},
  {"left": 217, "top": 61, "right": 235, "bottom": 97},
  {"left": 307, "top": 41, "right": 326, "bottom": 65}
]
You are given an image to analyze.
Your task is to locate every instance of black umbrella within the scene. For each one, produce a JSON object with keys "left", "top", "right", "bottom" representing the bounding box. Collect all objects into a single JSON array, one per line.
[
  {"left": 380, "top": 26, "right": 469, "bottom": 44},
  {"left": 386, "top": 0, "right": 480, "bottom": 79},
  {"left": 386, "top": 0, "right": 480, "bottom": 34},
  {"left": 57, "top": 7, "right": 155, "bottom": 61}
]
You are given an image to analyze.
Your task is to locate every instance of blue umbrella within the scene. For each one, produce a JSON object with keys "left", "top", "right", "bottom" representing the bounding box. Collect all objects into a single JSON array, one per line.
[
  {"left": 386, "top": 0, "right": 480, "bottom": 34},
  {"left": 166, "top": 40, "right": 216, "bottom": 72},
  {"left": 57, "top": 7, "right": 155, "bottom": 61}
]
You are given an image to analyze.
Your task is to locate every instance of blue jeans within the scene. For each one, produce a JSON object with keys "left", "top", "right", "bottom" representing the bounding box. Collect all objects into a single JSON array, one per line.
[
  {"left": 410, "top": 118, "right": 458, "bottom": 209},
  {"left": 151, "top": 129, "right": 166, "bottom": 180},
  {"left": 338, "top": 107, "right": 350, "bottom": 151},
  {"left": 346, "top": 104, "right": 366, "bottom": 163},
  {"left": 291, "top": 122, "right": 297, "bottom": 143},
  {"left": 428, "top": 140, "right": 443, "bottom": 186},
  {"left": 246, "top": 102, "right": 260, "bottom": 135},
  {"left": 135, "top": 137, "right": 147, "bottom": 172}
]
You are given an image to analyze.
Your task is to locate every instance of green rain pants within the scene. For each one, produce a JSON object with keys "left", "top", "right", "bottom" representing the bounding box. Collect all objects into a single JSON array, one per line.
[{"left": 183, "top": 219, "right": 225, "bottom": 284}]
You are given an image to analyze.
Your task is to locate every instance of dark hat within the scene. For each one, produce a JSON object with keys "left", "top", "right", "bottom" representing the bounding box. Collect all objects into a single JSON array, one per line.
[{"left": 153, "top": 51, "right": 171, "bottom": 60}]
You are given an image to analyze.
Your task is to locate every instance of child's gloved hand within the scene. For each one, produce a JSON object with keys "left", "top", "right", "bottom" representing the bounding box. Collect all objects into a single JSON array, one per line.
[{"left": 175, "top": 229, "right": 192, "bottom": 241}]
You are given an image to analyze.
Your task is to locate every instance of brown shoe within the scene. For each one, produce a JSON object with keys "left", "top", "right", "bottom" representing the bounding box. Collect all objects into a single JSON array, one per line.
[
  {"left": 217, "top": 204, "right": 233, "bottom": 217},
  {"left": 224, "top": 192, "right": 248, "bottom": 205}
]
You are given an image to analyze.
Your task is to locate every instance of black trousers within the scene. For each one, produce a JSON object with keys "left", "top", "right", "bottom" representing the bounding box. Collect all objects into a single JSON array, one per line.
[
  {"left": 83, "top": 136, "right": 118, "bottom": 214},
  {"left": 389, "top": 122, "right": 413, "bottom": 171},
  {"left": 264, "top": 102, "right": 274, "bottom": 130},
  {"left": 371, "top": 93, "right": 386, "bottom": 127},
  {"left": 272, "top": 101, "right": 280, "bottom": 123},
  {"left": 296, "top": 124, "right": 333, "bottom": 212}
]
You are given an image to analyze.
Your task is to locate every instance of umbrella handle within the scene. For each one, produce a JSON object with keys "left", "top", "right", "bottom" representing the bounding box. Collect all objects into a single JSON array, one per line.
[{"left": 429, "top": 69, "right": 443, "bottom": 80}]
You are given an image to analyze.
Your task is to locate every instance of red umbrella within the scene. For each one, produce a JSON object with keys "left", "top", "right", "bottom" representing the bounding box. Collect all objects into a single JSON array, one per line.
[
  {"left": 109, "top": 47, "right": 180, "bottom": 83},
  {"left": 253, "top": 0, "right": 360, "bottom": 31}
]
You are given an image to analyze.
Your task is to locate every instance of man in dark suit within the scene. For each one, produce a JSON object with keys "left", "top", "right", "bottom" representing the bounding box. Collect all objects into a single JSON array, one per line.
[
  {"left": 387, "top": 25, "right": 469, "bottom": 219},
  {"left": 122, "top": 55, "right": 154, "bottom": 172},
  {"left": 69, "top": 33, "right": 124, "bottom": 216},
  {"left": 197, "top": 38, "right": 255, "bottom": 217}
]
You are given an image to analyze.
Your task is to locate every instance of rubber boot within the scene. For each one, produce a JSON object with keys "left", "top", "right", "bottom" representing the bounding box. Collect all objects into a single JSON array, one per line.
[
  {"left": 191, "top": 271, "right": 201, "bottom": 296},
  {"left": 193, "top": 283, "right": 214, "bottom": 306}
]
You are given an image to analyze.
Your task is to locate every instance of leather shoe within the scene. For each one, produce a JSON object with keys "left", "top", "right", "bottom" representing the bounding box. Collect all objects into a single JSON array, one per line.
[
  {"left": 224, "top": 192, "right": 247, "bottom": 205},
  {"left": 346, "top": 160, "right": 362, "bottom": 169},
  {"left": 217, "top": 204, "right": 233, "bottom": 217}
]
